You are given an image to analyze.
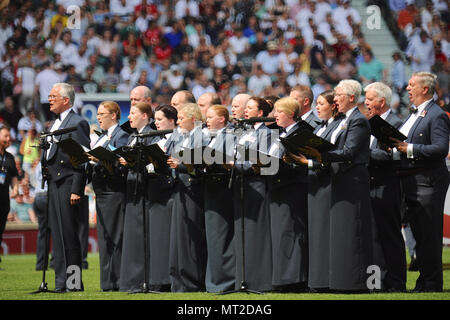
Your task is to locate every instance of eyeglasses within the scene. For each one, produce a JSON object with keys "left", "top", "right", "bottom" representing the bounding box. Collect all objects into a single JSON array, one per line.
[
  {"left": 48, "top": 95, "right": 64, "bottom": 100},
  {"left": 335, "top": 93, "right": 350, "bottom": 97},
  {"left": 97, "top": 112, "right": 113, "bottom": 117}
]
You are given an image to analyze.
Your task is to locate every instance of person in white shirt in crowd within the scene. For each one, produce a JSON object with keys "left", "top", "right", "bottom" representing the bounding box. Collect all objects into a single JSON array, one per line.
[
  {"left": 315, "top": 0, "right": 333, "bottom": 24},
  {"left": 287, "top": 63, "right": 311, "bottom": 88},
  {"left": 85, "top": 26, "right": 102, "bottom": 55},
  {"left": 33, "top": 61, "right": 61, "bottom": 122},
  {"left": 110, "top": 0, "right": 135, "bottom": 17},
  {"left": 192, "top": 74, "right": 216, "bottom": 101},
  {"left": 56, "top": 0, "right": 85, "bottom": 8},
  {"left": 256, "top": 41, "right": 281, "bottom": 75},
  {"left": 229, "top": 27, "right": 249, "bottom": 58},
  {"left": 406, "top": 29, "right": 435, "bottom": 73},
  {"left": 16, "top": 60, "right": 36, "bottom": 115},
  {"left": 213, "top": 38, "right": 237, "bottom": 69},
  {"left": 332, "top": 0, "right": 361, "bottom": 39},
  {"left": 70, "top": 42, "right": 90, "bottom": 76},
  {"left": 53, "top": 31, "right": 78, "bottom": 66},
  {"left": 279, "top": 42, "right": 299, "bottom": 75},
  {"left": 175, "top": 0, "right": 200, "bottom": 20},
  {"left": 248, "top": 64, "right": 272, "bottom": 97},
  {"left": 318, "top": 12, "right": 338, "bottom": 45},
  {"left": 166, "top": 65, "right": 185, "bottom": 92}
]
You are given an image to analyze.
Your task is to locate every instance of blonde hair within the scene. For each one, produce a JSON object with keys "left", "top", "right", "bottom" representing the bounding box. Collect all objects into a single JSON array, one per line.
[
  {"left": 274, "top": 96, "right": 300, "bottom": 119},
  {"left": 179, "top": 103, "right": 203, "bottom": 121}
]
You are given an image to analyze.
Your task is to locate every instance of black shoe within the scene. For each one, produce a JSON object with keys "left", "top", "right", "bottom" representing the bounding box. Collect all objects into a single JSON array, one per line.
[
  {"left": 53, "top": 288, "right": 68, "bottom": 293},
  {"left": 411, "top": 287, "right": 442, "bottom": 293},
  {"left": 409, "top": 257, "right": 418, "bottom": 271}
]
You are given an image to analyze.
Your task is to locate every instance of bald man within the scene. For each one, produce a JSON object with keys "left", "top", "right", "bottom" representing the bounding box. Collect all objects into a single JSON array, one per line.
[
  {"left": 198, "top": 92, "right": 221, "bottom": 120},
  {"left": 130, "top": 86, "right": 156, "bottom": 128},
  {"left": 231, "top": 93, "right": 250, "bottom": 120},
  {"left": 130, "top": 86, "right": 152, "bottom": 107},
  {"left": 170, "top": 90, "right": 196, "bottom": 110}
]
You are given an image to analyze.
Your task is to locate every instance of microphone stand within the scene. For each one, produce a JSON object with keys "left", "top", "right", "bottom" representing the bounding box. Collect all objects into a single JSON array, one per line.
[
  {"left": 220, "top": 121, "right": 262, "bottom": 295},
  {"left": 31, "top": 135, "right": 55, "bottom": 294},
  {"left": 129, "top": 135, "right": 159, "bottom": 294}
]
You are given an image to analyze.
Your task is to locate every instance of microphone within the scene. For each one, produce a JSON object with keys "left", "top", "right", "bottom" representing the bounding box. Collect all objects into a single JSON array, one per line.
[
  {"left": 40, "top": 126, "right": 78, "bottom": 138},
  {"left": 233, "top": 117, "right": 276, "bottom": 124},
  {"left": 132, "top": 129, "right": 173, "bottom": 138}
]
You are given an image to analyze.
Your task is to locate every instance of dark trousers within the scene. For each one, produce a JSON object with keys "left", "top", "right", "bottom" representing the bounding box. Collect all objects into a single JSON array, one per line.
[
  {"left": 0, "top": 199, "right": 9, "bottom": 249},
  {"left": 78, "top": 196, "right": 89, "bottom": 268},
  {"left": 33, "top": 194, "right": 49, "bottom": 269},
  {"left": 370, "top": 174, "right": 407, "bottom": 291},
  {"left": 400, "top": 167, "right": 449, "bottom": 291},
  {"left": 48, "top": 178, "right": 83, "bottom": 290}
]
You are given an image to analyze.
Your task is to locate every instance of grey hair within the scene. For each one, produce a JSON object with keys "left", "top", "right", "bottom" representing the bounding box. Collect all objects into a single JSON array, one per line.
[
  {"left": 412, "top": 72, "right": 437, "bottom": 96},
  {"left": 53, "top": 83, "right": 75, "bottom": 106},
  {"left": 336, "top": 79, "right": 362, "bottom": 103},
  {"left": 364, "top": 82, "right": 392, "bottom": 107}
]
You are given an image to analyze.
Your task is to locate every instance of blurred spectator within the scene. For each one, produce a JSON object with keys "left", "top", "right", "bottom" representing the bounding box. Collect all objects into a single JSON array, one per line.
[
  {"left": 256, "top": 41, "right": 281, "bottom": 75},
  {"left": 82, "top": 66, "right": 101, "bottom": 93},
  {"left": 397, "top": 0, "right": 419, "bottom": 31},
  {"left": 8, "top": 177, "right": 37, "bottom": 224},
  {"left": 192, "top": 73, "right": 216, "bottom": 100},
  {"left": 50, "top": 5, "right": 68, "bottom": 30},
  {"left": 19, "top": 126, "right": 39, "bottom": 176},
  {"left": 110, "top": 0, "right": 135, "bottom": 17},
  {"left": 164, "top": 20, "right": 185, "bottom": 50},
  {"left": 279, "top": 43, "right": 298, "bottom": 75},
  {"left": 248, "top": 64, "right": 272, "bottom": 96},
  {"left": 103, "top": 66, "right": 120, "bottom": 93},
  {"left": 31, "top": 47, "right": 52, "bottom": 69},
  {"left": 358, "top": 48, "right": 385, "bottom": 87},
  {"left": 331, "top": 50, "right": 357, "bottom": 82},
  {"left": 17, "top": 109, "right": 43, "bottom": 140},
  {"left": 391, "top": 51, "right": 407, "bottom": 95},
  {"left": 65, "top": 65, "right": 83, "bottom": 93},
  {"left": 286, "top": 63, "right": 311, "bottom": 88},
  {"left": 0, "top": 96, "right": 22, "bottom": 136},
  {"left": 142, "top": 54, "right": 162, "bottom": 88},
  {"left": 98, "top": 30, "right": 116, "bottom": 59},
  {"left": 406, "top": 29, "right": 435, "bottom": 72},
  {"left": 16, "top": 59, "right": 36, "bottom": 115},
  {"left": 33, "top": 61, "right": 60, "bottom": 121},
  {"left": 175, "top": 0, "right": 200, "bottom": 20},
  {"left": 309, "top": 35, "right": 327, "bottom": 82}
]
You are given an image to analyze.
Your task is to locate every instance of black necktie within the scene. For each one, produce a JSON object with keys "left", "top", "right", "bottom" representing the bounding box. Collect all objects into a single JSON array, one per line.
[
  {"left": 102, "top": 130, "right": 108, "bottom": 135},
  {"left": 280, "top": 128, "right": 287, "bottom": 134},
  {"left": 321, "top": 120, "right": 328, "bottom": 127},
  {"left": 410, "top": 106, "right": 418, "bottom": 114},
  {"left": 56, "top": 114, "right": 61, "bottom": 121}
]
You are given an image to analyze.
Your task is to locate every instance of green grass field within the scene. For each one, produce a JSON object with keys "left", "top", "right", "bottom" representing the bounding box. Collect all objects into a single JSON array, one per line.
[{"left": 1, "top": 248, "right": 450, "bottom": 300}]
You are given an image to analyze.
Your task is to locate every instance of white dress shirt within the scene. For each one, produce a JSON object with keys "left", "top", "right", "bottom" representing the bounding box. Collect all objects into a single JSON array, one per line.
[{"left": 93, "top": 123, "right": 118, "bottom": 149}]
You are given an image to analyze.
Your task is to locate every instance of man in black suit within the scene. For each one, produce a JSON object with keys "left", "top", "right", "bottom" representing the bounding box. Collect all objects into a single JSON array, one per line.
[
  {"left": 393, "top": 72, "right": 450, "bottom": 292},
  {"left": 88, "top": 101, "right": 129, "bottom": 291},
  {"left": 46, "top": 83, "right": 90, "bottom": 292},
  {"left": 289, "top": 85, "right": 321, "bottom": 130},
  {"left": 364, "top": 82, "right": 406, "bottom": 292}
]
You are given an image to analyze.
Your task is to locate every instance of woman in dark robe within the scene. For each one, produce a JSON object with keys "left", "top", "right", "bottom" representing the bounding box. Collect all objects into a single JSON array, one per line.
[
  {"left": 118, "top": 102, "right": 158, "bottom": 293},
  {"left": 203, "top": 105, "right": 235, "bottom": 293},
  {"left": 167, "top": 103, "right": 208, "bottom": 292}
]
